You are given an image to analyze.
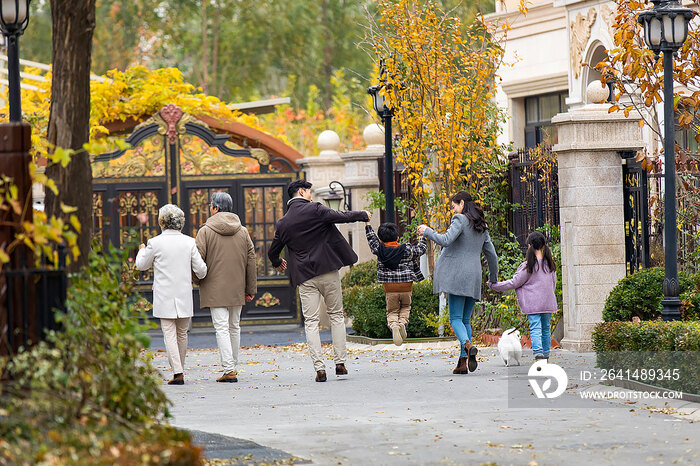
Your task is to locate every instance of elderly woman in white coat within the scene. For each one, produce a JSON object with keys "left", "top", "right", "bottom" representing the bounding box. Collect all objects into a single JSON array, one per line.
[
  {"left": 418, "top": 191, "right": 498, "bottom": 375},
  {"left": 136, "top": 204, "right": 207, "bottom": 385}
]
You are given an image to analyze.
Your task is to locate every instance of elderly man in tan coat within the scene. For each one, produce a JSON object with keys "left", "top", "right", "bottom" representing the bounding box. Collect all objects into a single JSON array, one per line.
[{"left": 196, "top": 192, "right": 257, "bottom": 383}]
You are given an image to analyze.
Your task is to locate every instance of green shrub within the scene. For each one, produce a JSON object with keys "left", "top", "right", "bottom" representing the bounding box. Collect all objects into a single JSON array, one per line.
[
  {"left": 680, "top": 272, "right": 700, "bottom": 320},
  {"left": 592, "top": 321, "right": 700, "bottom": 394},
  {"left": 0, "top": 242, "right": 202, "bottom": 464},
  {"left": 681, "top": 289, "right": 700, "bottom": 321},
  {"left": 343, "top": 280, "right": 439, "bottom": 338},
  {"left": 602, "top": 267, "right": 697, "bottom": 322},
  {"left": 341, "top": 259, "right": 378, "bottom": 288}
]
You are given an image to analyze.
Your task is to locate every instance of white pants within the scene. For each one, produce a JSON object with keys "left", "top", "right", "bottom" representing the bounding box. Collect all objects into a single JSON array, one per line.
[
  {"left": 298, "top": 270, "right": 346, "bottom": 372},
  {"left": 160, "top": 317, "right": 190, "bottom": 374},
  {"left": 211, "top": 306, "right": 242, "bottom": 374}
]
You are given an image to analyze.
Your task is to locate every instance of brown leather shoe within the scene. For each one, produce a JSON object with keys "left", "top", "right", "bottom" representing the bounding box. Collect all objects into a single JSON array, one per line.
[
  {"left": 453, "top": 357, "right": 468, "bottom": 375},
  {"left": 216, "top": 371, "right": 238, "bottom": 383},
  {"left": 315, "top": 370, "right": 327, "bottom": 382},
  {"left": 335, "top": 363, "right": 348, "bottom": 376},
  {"left": 168, "top": 373, "right": 184, "bottom": 385}
]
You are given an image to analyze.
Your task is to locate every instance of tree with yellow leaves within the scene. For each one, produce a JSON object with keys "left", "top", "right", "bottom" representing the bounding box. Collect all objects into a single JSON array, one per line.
[{"left": 364, "top": 0, "right": 518, "bottom": 269}]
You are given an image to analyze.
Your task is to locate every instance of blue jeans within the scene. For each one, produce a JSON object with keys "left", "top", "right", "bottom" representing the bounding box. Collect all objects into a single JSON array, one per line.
[
  {"left": 448, "top": 294, "right": 476, "bottom": 357},
  {"left": 528, "top": 313, "right": 552, "bottom": 358}
]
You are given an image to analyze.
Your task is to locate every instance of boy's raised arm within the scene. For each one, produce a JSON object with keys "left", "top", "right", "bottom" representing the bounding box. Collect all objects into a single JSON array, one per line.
[
  {"left": 407, "top": 236, "right": 427, "bottom": 259},
  {"left": 365, "top": 225, "right": 380, "bottom": 255}
]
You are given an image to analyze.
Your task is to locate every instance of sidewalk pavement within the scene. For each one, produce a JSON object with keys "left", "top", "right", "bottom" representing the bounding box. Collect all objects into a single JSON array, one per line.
[
  {"left": 154, "top": 339, "right": 700, "bottom": 465},
  {"left": 147, "top": 324, "right": 332, "bottom": 350}
]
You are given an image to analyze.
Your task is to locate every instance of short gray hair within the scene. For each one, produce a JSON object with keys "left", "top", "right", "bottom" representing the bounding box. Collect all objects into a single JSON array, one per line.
[
  {"left": 158, "top": 204, "right": 185, "bottom": 231},
  {"left": 211, "top": 191, "right": 233, "bottom": 213}
]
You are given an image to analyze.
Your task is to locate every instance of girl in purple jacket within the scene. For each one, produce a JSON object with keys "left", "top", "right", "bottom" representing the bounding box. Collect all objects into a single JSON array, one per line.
[{"left": 488, "top": 231, "right": 557, "bottom": 361}]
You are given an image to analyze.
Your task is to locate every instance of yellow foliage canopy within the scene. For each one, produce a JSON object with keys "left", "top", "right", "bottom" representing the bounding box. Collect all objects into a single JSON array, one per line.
[{"left": 370, "top": 0, "right": 510, "bottom": 229}]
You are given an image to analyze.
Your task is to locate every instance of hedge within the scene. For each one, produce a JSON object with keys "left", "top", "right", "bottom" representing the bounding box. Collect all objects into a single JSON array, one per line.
[
  {"left": 342, "top": 260, "right": 378, "bottom": 288},
  {"left": 592, "top": 321, "right": 700, "bottom": 395},
  {"left": 602, "top": 267, "right": 699, "bottom": 321}
]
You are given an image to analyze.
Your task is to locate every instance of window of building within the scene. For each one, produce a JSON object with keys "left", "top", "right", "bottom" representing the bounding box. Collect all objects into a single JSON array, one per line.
[
  {"left": 676, "top": 126, "right": 699, "bottom": 156},
  {"left": 524, "top": 91, "right": 568, "bottom": 148}
]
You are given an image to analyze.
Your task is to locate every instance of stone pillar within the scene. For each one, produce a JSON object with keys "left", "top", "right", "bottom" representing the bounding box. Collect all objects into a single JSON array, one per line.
[
  {"left": 339, "top": 123, "right": 383, "bottom": 263},
  {"left": 552, "top": 82, "right": 644, "bottom": 351},
  {"left": 297, "top": 130, "right": 345, "bottom": 203}
]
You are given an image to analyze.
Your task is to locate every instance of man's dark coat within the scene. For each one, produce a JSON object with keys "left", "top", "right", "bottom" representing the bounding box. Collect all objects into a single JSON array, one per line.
[{"left": 268, "top": 198, "right": 369, "bottom": 287}]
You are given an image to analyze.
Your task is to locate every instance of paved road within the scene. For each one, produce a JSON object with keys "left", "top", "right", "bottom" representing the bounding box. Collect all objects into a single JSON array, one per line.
[
  {"left": 148, "top": 325, "right": 332, "bottom": 350},
  {"left": 156, "top": 342, "right": 700, "bottom": 465}
]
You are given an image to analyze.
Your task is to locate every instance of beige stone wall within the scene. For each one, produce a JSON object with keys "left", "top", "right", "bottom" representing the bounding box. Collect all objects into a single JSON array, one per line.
[{"left": 552, "top": 98, "right": 644, "bottom": 351}]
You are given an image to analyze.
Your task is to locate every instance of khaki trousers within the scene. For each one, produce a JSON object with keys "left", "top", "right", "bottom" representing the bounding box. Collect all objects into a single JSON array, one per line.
[
  {"left": 160, "top": 317, "right": 190, "bottom": 374},
  {"left": 386, "top": 291, "right": 412, "bottom": 328},
  {"left": 298, "top": 270, "right": 346, "bottom": 372}
]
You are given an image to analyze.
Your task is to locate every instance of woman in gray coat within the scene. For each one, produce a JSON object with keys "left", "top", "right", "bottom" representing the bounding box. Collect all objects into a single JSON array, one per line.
[{"left": 418, "top": 191, "right": 498, "bottom": 374}]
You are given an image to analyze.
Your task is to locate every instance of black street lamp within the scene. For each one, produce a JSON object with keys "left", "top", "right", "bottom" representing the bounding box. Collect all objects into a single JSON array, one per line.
[
  {"left": 323, "top": 180, "right": 351, "bottom": 211},
  {"left": 638, "top": 0, "right": 693, "bottom": 320},
  {"left": 0, "top": 0, "right": 31, "bottom": 122},
  {"left": 367, "top": 59, "right": 395, "bottom": 224}
]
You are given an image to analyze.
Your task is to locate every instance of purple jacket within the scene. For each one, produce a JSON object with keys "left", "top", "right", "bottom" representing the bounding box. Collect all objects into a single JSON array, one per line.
[{"left": 488, "top": 259, "right": 557, "bottom": 315}]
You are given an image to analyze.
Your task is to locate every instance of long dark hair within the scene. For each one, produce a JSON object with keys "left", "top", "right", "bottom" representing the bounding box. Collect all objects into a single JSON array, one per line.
[
  {"left": 526, "top": 231, "right": 556, "bottom": 274},
  {"left": 451, "top": 191, "right": 487, "bottom": 233}
]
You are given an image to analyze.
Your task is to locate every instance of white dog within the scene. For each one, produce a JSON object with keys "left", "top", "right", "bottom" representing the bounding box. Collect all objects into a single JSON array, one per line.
[{"left": 498, "top": 328, "right": 522, "bottom": 366}]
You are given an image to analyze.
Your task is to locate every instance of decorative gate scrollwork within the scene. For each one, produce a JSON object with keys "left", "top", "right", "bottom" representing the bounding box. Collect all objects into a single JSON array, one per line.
[
  {"left": 92, "top": 104, "right": 300, "bottom": 324},
  {"left": 621, "top": 151, "right": 651, "bottom": 275}
]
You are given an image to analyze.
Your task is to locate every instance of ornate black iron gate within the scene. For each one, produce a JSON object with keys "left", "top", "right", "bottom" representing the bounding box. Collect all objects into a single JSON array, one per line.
[
  {"left": 621, "top": 151, "right": 651, "bottom": 275},
  {"left": 92, "top": 105, "right": 300, "bottom": 325}
]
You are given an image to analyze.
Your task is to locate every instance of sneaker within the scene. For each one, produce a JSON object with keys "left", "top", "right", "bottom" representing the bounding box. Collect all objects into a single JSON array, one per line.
[
  {"left": 534, "top": 353, "right": 546, "bottom": 361},
  {"left": 398, "top": 323, "right": 408, "bottom": 341},
  {"left": 216, "top": 371, "right": 238, "bottom": 383},
  {"left": 391, "top": 325, "right": 403, "bottom": 346}
]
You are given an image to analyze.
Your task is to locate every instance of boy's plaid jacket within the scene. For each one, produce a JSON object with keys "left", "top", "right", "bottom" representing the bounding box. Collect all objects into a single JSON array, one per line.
[{"left": 365, "top": 225, "right": 426, "bottom": 283}]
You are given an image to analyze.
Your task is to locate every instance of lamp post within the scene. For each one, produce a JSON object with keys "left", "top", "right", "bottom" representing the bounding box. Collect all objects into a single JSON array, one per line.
[
  {"left": 0, "top": 0, "right": 31, "bottom": 122},
  {"left": 323, "top": 180, "right": 350, "bottom": 211},
  {"left": 638, "top": 0, "right": 692, "bottom": 321},
  {"left": 367, "top": 60, "right": 395, "bottom": 223}
]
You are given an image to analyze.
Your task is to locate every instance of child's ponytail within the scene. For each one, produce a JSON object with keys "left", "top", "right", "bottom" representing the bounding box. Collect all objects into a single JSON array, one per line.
[{"left": 525, "top": 231, "right": 557, "bottom": 274}]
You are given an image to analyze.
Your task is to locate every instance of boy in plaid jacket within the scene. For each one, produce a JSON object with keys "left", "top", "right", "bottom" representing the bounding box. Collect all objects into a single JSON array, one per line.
[{"left": 365, "top": 221, "right": 426, "bottom": 346}]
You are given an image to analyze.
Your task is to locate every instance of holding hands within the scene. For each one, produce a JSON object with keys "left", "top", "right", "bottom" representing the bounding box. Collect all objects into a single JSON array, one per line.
[
  {"left": 364, "top": 210, "right": 372, "bottom": 226},
  {"left": 416, "top": 224, "right": 428, "bottom": 236}
]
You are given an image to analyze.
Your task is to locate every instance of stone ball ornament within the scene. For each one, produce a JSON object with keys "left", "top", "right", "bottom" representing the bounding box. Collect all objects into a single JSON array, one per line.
[
  {"left": 586, "top": 81, "right": 610, "bottom": 104},
  {"left": 363, "top": 123, "right": 384, "bottom": 148},
  {"left": 317, "top": 130, "right": 340, "bottom": 155}
]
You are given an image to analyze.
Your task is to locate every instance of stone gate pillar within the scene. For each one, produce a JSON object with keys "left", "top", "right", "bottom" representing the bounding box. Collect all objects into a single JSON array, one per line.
[
  {"left": 552, "top": 83, "right": 644, "bottom": 351},
  {"left": 339, "top": 124, "right": 383, "bottom": 262}
]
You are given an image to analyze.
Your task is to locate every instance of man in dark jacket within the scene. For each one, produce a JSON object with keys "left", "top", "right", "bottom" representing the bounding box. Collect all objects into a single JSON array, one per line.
[{"left": 268, "top": 180, "right": 370, "bottom": 382}]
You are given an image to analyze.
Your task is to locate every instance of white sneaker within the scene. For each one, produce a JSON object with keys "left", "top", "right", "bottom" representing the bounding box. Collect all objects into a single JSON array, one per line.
[
  {"left": 399, "top": 323, "right": 408, "bottom": 340},
  {"left": 391, "top": 325, "right": 403, "bottom": 346}
]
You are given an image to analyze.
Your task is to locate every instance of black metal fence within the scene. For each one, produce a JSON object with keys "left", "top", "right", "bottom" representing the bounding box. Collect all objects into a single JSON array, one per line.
[
  {"left": 1, "top": 247, "right": 67, "bottom": 357},
  {"left": 508, "top": 147, "right": 560, "bottom": 246},
  {"left": 647, "top": 171, "right": 700, "bottom": 274}
]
